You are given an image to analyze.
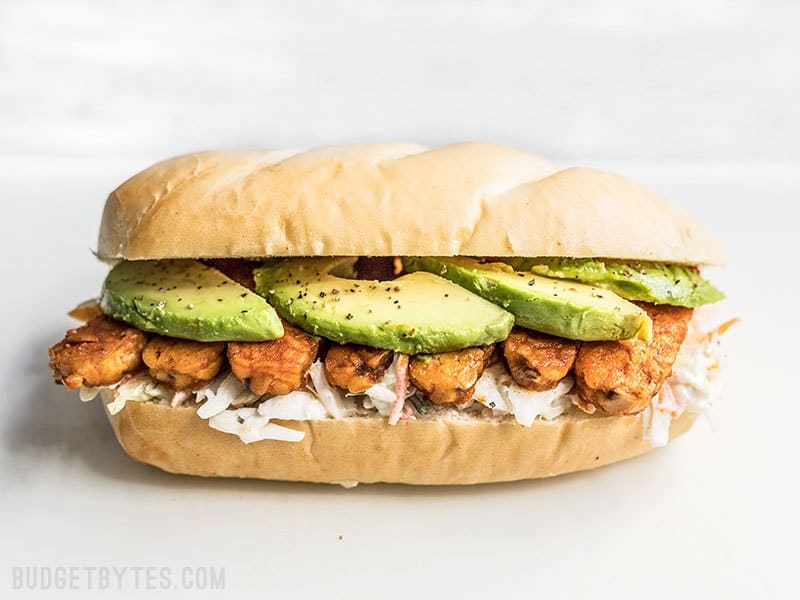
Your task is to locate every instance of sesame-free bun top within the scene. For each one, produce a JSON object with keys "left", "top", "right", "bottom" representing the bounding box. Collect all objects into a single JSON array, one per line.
[{"left": 97, "top": 143, "right": 725, "bottom": 264}]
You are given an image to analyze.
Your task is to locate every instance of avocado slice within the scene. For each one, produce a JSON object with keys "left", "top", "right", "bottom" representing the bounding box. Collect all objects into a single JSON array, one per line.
[
  {"left": 403, "top": 257, "right": 652, "bottom": 342},
  {"left": 101, "top": 260, "right": 284, "bottom": 342},
  {"left": 254, "top": 258, "right": 514, "bottom": 354},
  {"left": 505, "top": 258, "right": 724, "bottom": 308}
]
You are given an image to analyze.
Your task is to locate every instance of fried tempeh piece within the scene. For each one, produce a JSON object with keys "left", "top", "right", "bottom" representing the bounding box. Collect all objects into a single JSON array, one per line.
[
  {"left": 574, "top": 303, "right": 692, "bottom": 415},
  {"left": 142, "top": 336, "right": 226, "bottom": 390},
  {"left": 48, "top": 316, "right": 148, "bottom": 389},
  {"left": 325, "top": 344, "right": 394, "bottom": 393},
  {"left": 227, "top": 321, "right": 320, "bottom": 396},
  {"left": 502, "top": 328, "right": 579, "bottom": 391},
  {"left": 409, "top": 345, "right": 494, "bottom": 406}
]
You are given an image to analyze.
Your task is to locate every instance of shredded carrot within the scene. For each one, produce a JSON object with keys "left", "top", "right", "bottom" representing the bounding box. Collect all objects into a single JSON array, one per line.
[
  {"left": 703, "top": 317, "right": 740, "bottom": 343},
  {"left": 388, "top": 354, "right": 409, "bottom": 425},
  {"left": 67, "top": 299, "right": 103, "bottom": 322}
]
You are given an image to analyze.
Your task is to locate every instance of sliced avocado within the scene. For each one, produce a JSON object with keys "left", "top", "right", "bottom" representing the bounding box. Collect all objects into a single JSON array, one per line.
[
  {"left": 403, "top": 257, "right": 652, "bottom": 342},
  {"left": 101, "top": 260, "right": 284, "bottom": 342},
  {"left": 505, "top": 258, "right": 724, "bottom": 307},
  {"left": 254, "top": 258, "right": 514, "bottom": 354}
]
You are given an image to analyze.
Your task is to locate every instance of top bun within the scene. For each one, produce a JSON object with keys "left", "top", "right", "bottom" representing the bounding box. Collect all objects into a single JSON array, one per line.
[{"left": 98, "top": 143, "right": 725, "bottom": 264}]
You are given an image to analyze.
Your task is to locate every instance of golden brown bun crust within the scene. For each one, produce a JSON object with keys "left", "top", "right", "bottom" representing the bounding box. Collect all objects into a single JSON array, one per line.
[
  {"left": 98, "top": 143, "right": 725, "bottom": 265},
  {"left": 103, "top": 397, "right": 696, "bottom": 485}
]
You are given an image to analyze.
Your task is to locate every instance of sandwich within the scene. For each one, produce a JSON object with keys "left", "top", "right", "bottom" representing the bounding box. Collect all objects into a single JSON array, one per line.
[{"left": 48, "top": 143, "right": 733, "bottom": 485}]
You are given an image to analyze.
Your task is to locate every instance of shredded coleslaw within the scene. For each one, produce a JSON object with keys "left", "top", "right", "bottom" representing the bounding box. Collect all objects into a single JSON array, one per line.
[
  {"left": 80, "top": 312, "right": 729, "bottom": 446},
  {"left": 472, "top": 364, "right": 574, "bottom": 426},
  {"left": 641, "top": 310, "right": 733, "bottom": 446}
]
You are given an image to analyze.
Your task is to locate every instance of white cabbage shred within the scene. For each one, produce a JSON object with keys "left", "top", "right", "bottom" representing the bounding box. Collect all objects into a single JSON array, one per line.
[
  {"left": 308, "top": 360, "right": 352, "bottom": 418},
  {"left": 78, "top": 386, "right": 101, "bottom": 402},
  {"left": 208, "top": 408, "right": 306, "bottom": 443},
  {"left": 473, "top": 364, "right": 574, "bottom": 426},
  {"left": 196, "top": 372, "right": 257, "bottom": 419},
  {"left": 642, "top": 398, "right": 675, "bottom": 447},
  {"left": 357, "top": 355, "right": 416, "bottom": 417},
  {"left": 201, "top": 361, "right": 348, "bottom": 444},
  {"left": 106, "top": 374, "right": 171, "bottom": 415},
  {"left": 257, "top": 391, "right": 328, "bottom": 421}
]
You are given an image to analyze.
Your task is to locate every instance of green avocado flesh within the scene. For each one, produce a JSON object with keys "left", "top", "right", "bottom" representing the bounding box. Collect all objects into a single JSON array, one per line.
[
  {"left": 254, "top": 258, "right": 515, "bottom": 354},
  {"left": 505, "top": 258, "right": 724, "bottom": 307},
  {"left": 403, "top": 257, "right": 652, "bottom": 342},
  {"left": 101, "top": 260, "right": 284, "bottom": 341}
]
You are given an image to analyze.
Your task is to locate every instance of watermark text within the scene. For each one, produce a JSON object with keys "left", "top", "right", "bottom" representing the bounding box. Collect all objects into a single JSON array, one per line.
[{"left": 11, "top": 565, "right": 225, "bottom": 591}]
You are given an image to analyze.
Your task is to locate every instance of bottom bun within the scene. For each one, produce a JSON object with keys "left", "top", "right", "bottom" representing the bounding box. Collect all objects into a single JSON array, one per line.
[{"left": 103, "top": 396, "right": 696, "bottom": 485}]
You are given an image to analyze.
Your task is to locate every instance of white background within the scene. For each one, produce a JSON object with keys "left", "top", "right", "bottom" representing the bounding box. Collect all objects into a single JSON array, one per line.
[{"left": 1, "top": 2, "right": 796, "bottom": 599}]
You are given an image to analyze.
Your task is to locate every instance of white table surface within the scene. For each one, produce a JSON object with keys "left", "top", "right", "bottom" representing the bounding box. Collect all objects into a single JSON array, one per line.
[
  {"left": 0, "top": 157, "right": 795, "bottom": 599},
  {"left": 2, "top": 0, "right": 798, "bottom": 597}
]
